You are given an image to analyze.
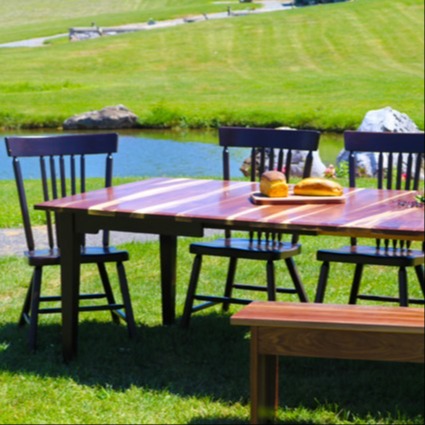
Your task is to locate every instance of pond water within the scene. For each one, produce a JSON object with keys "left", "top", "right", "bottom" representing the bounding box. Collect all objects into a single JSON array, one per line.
[{"left": 0, "top": 129, "right": 343, "bottom": 180}]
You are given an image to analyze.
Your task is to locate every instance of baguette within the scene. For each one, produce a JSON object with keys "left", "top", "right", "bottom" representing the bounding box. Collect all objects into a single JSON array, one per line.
[
  {"left": 260, "top": 170, "right": 288, "bottom": 198},
  {"left": 294, "top": 177, "right": 343, "bottom": 197}
]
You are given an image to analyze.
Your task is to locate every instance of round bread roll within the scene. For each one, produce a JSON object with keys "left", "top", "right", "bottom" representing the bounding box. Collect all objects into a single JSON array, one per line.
[
  {"left": 260, "top": 170, "right": 288, "bottom": 197},
  {"left": 294, "top": 177, "right": 343, "bottom": 197}
]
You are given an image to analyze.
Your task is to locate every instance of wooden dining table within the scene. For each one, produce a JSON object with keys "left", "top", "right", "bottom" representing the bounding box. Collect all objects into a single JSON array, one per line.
[{"left": 35, "top": 177, "right": 425, "bottom": 362}]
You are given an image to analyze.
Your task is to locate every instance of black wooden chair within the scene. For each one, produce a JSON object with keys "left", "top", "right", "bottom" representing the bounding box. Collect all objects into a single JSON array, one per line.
[
  {"left": 315, "top": 131, "right": 425, "bottom": 306},
  {"left": 5, "top": 133, "right": 137, "bottom": 351},
  {"left": 181, "top": 126, "right": 321, "bottom": 327}
]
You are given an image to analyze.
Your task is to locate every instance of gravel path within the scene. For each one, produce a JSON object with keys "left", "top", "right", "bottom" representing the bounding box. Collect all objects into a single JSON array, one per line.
[
  {"left": 0, "top": 226, "right": 222, "bottom": 257},
  {"left": 0, "top": 1, "right": 293, "bottom": 48}
]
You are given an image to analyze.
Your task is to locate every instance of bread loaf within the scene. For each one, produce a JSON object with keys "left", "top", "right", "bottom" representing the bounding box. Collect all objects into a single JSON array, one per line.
[
  {"left": 260, "top": 170, "right": 288, "bottom": 197},
  {"left": 294, "top": 177, "right": 343, "bottom": 197}
]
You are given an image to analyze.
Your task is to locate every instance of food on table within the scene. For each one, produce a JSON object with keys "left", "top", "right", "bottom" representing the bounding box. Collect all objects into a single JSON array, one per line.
[
  {"left": 260, "top": 170, "right": 289, "bottom": 197},
  {"left": 294, "top": 177, "right": 343, "bottom": 197}
]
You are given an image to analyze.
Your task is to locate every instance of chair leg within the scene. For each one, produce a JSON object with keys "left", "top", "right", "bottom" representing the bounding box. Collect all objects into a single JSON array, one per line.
[
  {"left": 315, "top": 261, "right": 329, "bottom": 303},
  {"left": 414, "top": 265, "right": 425, "bottom": 298},
  {"left": 223, "top": 257, "right": 238, "bottom": 312},
  {"left": 28, "top": 267, "right": 43, "bottom": 352},
  {"left": 285, "top": 258, "right": 308, "bottom": 302},
  {"left": 19, "top": 278, "right": 33, "bottom": 327},
  {"left": 97, "top": 262, "right": 120, "bottom": 324},
  {"left": 398, "top": 267, "right": 408, "bottom": 307},
  {"left": 116, "top": 261, "right": 137, "bottom": 338},
  {"left": 266, "top": 260, "right": 277, "bottom": 301},
  {"left": 181, "top": 254, "right": 203, "bottom": 328},
  {"left": 348, "top": 264, "right": 363, "bottom": 305}
]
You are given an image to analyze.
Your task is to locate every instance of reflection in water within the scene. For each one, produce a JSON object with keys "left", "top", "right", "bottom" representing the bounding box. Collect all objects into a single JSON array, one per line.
[{"left": 0, "top": 130, "right": 343, "bottom": 180}]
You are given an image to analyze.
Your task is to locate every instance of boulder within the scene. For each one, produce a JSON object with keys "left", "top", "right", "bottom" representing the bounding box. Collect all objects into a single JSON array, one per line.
[
  {"left": 336, "top": 107, "right": 423, "bottom": 177},
  {"left": 63, "top": 105, "right": 138, "bottom": 130},
  {"left": 357, "top": 106, "right": 420, "bottom": 133}
]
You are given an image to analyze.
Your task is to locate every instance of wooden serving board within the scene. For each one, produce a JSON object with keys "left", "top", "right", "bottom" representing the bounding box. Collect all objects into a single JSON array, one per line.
[{"left": 250, "top": 191, "right": 346, "bottom": 205}]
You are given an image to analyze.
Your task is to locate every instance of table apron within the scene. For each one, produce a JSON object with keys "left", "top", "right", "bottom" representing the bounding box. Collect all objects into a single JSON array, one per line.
[{"left": 69, "top": 213, "right": 206, "bottom": 237}]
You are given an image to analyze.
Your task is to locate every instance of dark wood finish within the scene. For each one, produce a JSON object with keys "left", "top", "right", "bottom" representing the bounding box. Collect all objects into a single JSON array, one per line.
[
  {"left": 231, "top": 301, "right": 425, "bottom": 424},
  {"left": 315, "top": 131, "right": 425, "bottom": 306},
  {"left": 5, "top": 133, "right": 136, "bottom": 351},
  {"left": 181, "top": 127, "right": 321, "bottom": 327},
  {"left": 34, "top": 177, "right": 425, "bottom": 362}
]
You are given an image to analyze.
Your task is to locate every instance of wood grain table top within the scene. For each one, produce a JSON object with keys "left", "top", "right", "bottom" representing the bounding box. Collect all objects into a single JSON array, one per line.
[{"left": 36, "top": 177, "right": 425, "bottom": 241}]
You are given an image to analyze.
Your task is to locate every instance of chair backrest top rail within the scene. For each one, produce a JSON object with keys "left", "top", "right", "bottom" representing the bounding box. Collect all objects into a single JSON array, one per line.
[{"left": 5, "top": 133, "right": 118, "bottom": 158}]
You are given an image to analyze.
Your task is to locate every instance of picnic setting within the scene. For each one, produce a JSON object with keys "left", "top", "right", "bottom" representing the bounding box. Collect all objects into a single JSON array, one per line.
[{"left": 0, "top": 1, "right": 423, "bottom": 424}]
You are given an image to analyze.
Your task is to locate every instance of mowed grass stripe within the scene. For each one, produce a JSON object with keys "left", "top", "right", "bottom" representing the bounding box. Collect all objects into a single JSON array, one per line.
[{"left": 0, "top": 0, "right": 423, "bottom": 130}]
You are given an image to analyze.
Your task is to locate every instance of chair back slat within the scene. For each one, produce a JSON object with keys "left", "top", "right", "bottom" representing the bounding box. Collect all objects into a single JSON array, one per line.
[
  {"left": 285, "top": 150, "right": 292, "bottom": 181},
  {"left": 377, "top": 152, "right": 384, "bottom": 189},
  {"left": 405, "top": 153, "right": 413, "bottom": 190},
  {"left": 71, "top": 155, "right": 77, "bottom": 194},
  {"left": 222, "top": 147, "right": 229, "bottom": 180},
  {"left": 12, "top": 158, "right": 35, "bottom": 251},
  {"left": 387, "top": 152, "right": 393, "bottom": 190},
  {"left": 268, "top": 148, "right": 275, "bottom": 173},
  {"left": 59, "top": 156, "right": 66, "bottom": 197},
  {"left": 5, "top": 133, "right": 119, "bottom": 253},
  {"left": 48, "top": 156, "right": 57, "bottom": 199},
  {"left": 249, "top": 148, "right": 256, "bottom": 181},
  {"left": 259, "top": 148, "right": 266, "bottom": 178},
  {"left": 303, "top": 151, "right": 314, "bottom": 179},
  {"left": 414, "top": 154, "right": 422, "bottom": 190},
  {"left": 344, "top": 131, "right": 424, "bottom": 250},
  {"left": 80, "top": 155, "right": 86, "bottom": 192},
  {"left": 396, "top": 153, "right": 403, "bottom": 190},
  {"left": 277, "top": 149, "right": 284, "bottom": 174}
]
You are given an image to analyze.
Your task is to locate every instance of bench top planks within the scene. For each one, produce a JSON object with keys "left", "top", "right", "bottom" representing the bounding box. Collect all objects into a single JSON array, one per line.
[{"left": 230, "top": 302, "right": 425, "bottom": 335}]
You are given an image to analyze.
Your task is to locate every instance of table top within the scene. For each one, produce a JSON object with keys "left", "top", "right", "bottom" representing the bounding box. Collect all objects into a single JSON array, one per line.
[{"left": 36, "top": 177, "right": 425, "bottom": 241}]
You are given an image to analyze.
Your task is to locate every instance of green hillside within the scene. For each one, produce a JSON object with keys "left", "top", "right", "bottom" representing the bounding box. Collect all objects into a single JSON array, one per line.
[{"left": 0, "top": 0, "right": 423, "bottom": 130}]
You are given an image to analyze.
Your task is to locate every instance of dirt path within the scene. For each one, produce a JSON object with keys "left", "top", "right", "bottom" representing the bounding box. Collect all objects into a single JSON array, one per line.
[{"left": 0, "top": 1, "right": 293, "bottom": 48}]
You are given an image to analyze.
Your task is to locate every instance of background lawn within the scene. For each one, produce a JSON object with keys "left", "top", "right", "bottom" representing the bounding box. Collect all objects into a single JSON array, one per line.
[{"left": 0, "top": 0, "right": 423, "bottom": 130}]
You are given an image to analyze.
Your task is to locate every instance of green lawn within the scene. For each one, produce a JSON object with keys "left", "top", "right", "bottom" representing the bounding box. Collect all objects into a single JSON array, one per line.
[
  {"left": 0, "top": 176, "right": 424, "bottom": 424},
  {"left": 0, "top": 0, "right": 423, "bottom": 131},
  {"left": 0, "top": 233, "right": 423, "bottom": 424}
]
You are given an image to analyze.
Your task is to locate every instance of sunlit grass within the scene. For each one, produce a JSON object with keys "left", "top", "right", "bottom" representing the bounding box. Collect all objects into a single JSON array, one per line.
[
  {"left": 0, "top": 0, "right": 423, "bottom": 131},
  {"left": 0, "top": 174, "right": 424, "bottom": 424}
]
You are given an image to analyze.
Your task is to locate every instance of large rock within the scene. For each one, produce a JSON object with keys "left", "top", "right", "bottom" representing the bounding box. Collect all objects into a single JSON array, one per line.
[
  {"left": 63, "top": 105, "right": 138, "bottom": 130},
  {"left": 357, "top": 106, "right": 420, "bottom": 133},
  {"left": 336, "top": 107, "right": 423, "bottom": 177}
]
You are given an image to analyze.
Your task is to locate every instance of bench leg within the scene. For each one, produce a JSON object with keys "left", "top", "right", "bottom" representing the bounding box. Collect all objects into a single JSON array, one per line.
[{"left": 250, "top": 327, "right": 279, "bottom": 424}]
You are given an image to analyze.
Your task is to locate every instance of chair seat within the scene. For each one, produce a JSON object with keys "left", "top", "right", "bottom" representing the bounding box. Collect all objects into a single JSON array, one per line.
[
  {"left": 25, "top": 246, "right": 129, "bottom": 267},
  {"left": 317, "top": 245, "right": 424, "bottom": 267},
  {"left": 190, "top": 238, "right": 301, "bottom": 261}
]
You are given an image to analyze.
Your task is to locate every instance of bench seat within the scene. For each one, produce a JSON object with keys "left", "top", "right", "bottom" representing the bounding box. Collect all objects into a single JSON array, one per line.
[{"left": 231, "top": 301, "right": 424, "bottom": 424}]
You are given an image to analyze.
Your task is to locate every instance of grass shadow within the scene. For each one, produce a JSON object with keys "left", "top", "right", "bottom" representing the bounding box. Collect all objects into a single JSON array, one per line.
[{"left": 0, "top": 313, "right": 423, "bottom": 423}]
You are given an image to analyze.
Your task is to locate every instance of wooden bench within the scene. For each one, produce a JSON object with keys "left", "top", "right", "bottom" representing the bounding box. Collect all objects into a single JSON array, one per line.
[{"left": 231, "top": 301, "right": 424, "bottom": 424}]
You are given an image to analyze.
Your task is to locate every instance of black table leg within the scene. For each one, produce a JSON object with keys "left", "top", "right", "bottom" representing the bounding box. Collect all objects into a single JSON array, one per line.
[
  {"left": 160, "top": 235, "right": 177, "bottom": 325},
  {"left": 57, "top": 213, "right": 81, "bottom": 362}
]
